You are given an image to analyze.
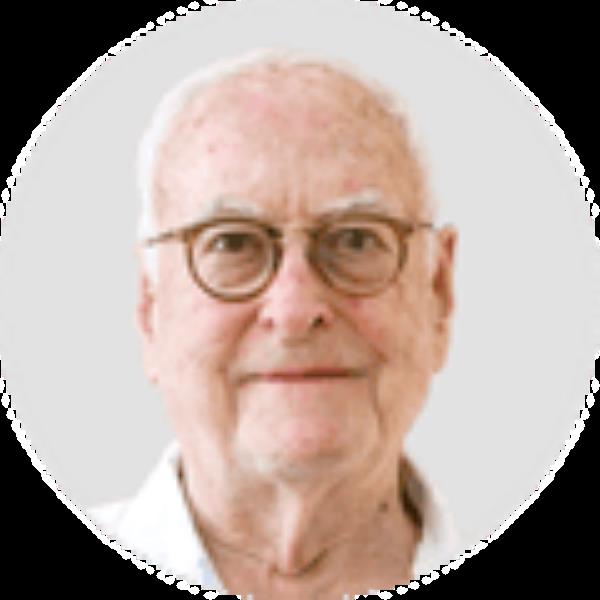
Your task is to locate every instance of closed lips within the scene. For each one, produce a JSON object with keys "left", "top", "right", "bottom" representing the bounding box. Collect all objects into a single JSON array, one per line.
[{"left": 241, "top": 368, "right": 366, "bottom": 383}]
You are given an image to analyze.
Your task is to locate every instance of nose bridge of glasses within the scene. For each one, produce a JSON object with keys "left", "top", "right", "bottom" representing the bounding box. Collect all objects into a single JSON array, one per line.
[
  {"left": 271, "top": 222, "right": 318, "bottom": 241},
  {"left": 266, "top": 222, "right": 314, "bottom": 257},
  {"left": 266, "top": 225, "right": 326, "bottom": 288}
]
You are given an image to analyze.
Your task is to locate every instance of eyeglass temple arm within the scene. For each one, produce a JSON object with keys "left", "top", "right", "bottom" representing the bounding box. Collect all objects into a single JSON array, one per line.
[{"left": 144, "top": 227, "right": 190, "bottom": 246}]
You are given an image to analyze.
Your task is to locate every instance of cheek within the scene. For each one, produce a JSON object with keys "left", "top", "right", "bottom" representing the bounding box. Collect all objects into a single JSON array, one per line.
[
  {"left": 348, "top": 293, "right": 435, "bottom": 439},
  {"left": 154, "top": 281, "right": 252, "bottom": 379},
  {"left": 347, "top": 287, "right": 435, "bottom": 372}
]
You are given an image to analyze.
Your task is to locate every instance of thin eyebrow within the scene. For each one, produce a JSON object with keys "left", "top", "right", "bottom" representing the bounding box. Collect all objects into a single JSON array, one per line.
[
  {"left": 145, "top": 190, "right": 414, "bottom": 244},
  {"left": 199, "top": 190, "right": 390, "bottom": 220},
  {"left": 196, "top": 195, "right": 265, "bottom": 219},
  {"left": 312, "top": 189, "right": 391, "bottom": 221},
  {"left": 145, "top": 196, "right": 266, "bottom": 244},
  {"left": 313, "top": 205, "right": 395, "bottom": 226},
  {"left": 201, "top": 190, "right": 395, "bottom": 225}
]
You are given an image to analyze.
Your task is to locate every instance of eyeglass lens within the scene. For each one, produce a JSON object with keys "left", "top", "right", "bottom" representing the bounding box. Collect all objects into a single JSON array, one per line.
[{"left": 190, "top": 219, "right": 404, "bottom": 297}]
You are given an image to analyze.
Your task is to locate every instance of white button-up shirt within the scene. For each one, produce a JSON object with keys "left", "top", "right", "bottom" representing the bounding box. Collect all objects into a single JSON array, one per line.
[{"left": 90, "top": 442, "right": 460, "bottom": 589}]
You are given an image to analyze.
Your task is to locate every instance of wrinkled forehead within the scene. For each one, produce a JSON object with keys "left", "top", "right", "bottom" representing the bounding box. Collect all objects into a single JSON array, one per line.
[{"left": 153, "top": 64, "right": 428, "bottom": 225}]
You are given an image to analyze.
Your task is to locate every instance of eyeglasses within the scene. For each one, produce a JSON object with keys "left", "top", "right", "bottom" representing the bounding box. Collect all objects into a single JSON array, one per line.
[{"left": 144, "top": 212, "right": 433, "bottom": 302}]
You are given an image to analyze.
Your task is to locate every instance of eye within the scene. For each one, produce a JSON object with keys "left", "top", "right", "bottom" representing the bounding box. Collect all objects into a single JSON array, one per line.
[
  {"left": 328, "top": 227, "right": 386, "bottom": 253},
  {"left": 210, "top": 232, "right": 259, "bottom": 254}
]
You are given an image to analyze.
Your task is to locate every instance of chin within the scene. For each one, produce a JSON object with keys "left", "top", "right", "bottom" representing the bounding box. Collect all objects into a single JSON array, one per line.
[
  {"left": 235, "top": 422, "right": 366, "bottom": 483},
  {"left": 233, "top": 389, "right": 380, "bottom": 481},
  {"left": 248, "top": 449, "right": 353, "bottom": 484}
]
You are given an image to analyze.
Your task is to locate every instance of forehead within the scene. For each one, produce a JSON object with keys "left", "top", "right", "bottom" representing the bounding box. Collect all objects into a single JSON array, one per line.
[{"left": 153, "top": 64, "right": 426, "bottom": 226}]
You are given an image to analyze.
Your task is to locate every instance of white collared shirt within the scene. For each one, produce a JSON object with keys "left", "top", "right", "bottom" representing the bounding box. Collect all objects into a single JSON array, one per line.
[{"left": 90, "top": 442, "right": 460, "bottom": 589}]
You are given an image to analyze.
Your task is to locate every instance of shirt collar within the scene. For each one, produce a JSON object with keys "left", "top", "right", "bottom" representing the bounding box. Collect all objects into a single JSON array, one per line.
[{"left": 109, "top": 441, "right": 460, "bottom": 586}]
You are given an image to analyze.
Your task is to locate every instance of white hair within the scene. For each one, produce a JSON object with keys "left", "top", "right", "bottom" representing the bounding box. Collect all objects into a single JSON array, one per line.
[{"left": 137, "top": 48, "right": 434, "bottom": 279}]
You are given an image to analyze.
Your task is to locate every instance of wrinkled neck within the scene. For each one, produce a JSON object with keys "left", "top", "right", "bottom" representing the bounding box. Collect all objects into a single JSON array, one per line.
[{"left": 180, "top": 450, "right": 421, "bottom": 595}]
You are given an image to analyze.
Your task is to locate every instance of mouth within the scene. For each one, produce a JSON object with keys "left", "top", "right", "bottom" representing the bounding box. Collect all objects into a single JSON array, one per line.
[{"left": 240, "top": 368, "right": 366, "bottom": 384}]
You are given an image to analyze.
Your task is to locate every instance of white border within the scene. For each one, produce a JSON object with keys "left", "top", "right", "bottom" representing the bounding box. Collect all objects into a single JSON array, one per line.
[{"left": 0, "top": 1, "right": 597, "bottom": 597}]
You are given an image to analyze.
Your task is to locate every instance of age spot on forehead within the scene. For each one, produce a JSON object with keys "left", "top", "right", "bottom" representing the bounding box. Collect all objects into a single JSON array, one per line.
[{"left": 155, "top": 63, "right": 430, "bottom": 223}]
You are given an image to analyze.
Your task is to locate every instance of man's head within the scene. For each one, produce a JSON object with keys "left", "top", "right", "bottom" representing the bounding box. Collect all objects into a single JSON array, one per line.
[{"left": 136, "top": 51, "right": 456, "bottom": 484}]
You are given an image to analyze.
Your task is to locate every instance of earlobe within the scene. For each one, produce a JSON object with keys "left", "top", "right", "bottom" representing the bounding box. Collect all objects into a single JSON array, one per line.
[
  {"left": 433, "top": 226, "right": 457, "bottom": 321},
  {"left": 138, "top": 271, "right": 156, "bottom": 338},
  {"left": 431, "top": 227, "right": 458, "bottom": 371},
  {"left": 137, "top": 269, "right": 159, "bottom": 384}
]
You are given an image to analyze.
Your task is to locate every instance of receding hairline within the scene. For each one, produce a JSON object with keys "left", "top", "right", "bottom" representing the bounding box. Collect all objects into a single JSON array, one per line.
[
  {"left": 173, "top": 59, "right": 402, "bottom": 122},
  {"left": 137, "top": 50, "right": 435, "bottom": 241}
]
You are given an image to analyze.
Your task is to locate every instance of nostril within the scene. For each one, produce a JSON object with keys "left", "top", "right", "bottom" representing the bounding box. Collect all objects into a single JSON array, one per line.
[
  {"left": 312, "top": 315, "right": 325, "bottom": 328},
  {"left": 257, "top": 269, "right": 333, "bottom": 337}
]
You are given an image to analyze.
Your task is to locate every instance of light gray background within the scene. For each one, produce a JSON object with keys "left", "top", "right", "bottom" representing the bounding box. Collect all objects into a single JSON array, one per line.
[{"left": 0, "top": 0, "right": 597, "bottom": 551}]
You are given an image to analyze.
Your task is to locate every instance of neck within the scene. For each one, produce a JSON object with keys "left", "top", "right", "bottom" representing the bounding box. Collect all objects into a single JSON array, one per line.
[{"left": 180, "top": 447, "right": 421, "bottom": 594}]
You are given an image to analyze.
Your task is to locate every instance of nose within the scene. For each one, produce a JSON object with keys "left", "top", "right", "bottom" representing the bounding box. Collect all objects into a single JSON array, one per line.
[{"left": 257, "top": 242, "right": 334, "bottom": 341}]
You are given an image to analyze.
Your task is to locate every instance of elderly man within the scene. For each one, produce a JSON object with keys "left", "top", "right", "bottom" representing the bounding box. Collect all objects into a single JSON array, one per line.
[{"left": 92, "top": 51, "right": 459, "bottom": 598}]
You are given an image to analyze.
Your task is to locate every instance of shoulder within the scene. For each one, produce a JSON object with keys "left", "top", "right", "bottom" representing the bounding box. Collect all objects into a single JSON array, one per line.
[
  {"left": 88, "top": 499, "right": 131, "bottom": 534},
  {"left": 404, "top": 455, "right": 462, "bottom": 577},
  {"left": 85, "top": 443, "right": 215, "bottom": 584},
  {"left": 86, "top": 445, "right": 177, "bottom": 538}
]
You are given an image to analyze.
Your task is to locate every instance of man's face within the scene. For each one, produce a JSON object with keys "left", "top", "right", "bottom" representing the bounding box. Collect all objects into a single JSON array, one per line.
[{"left": 139, "top": 68, "right": 456, "bottom": 482}]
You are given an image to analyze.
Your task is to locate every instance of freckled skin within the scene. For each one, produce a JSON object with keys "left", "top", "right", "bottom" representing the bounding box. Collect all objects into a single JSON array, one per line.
[{"left": 139, "top": 62, "right": 456, "bottom": 598}]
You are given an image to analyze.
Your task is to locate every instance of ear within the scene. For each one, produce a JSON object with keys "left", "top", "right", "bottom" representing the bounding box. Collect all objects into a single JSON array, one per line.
[
  {"left": 137, "top": 265, "right": 159, "bottom": 385},
  {"left": 430, "top": 226, "right": 458, "bottom": 371}
]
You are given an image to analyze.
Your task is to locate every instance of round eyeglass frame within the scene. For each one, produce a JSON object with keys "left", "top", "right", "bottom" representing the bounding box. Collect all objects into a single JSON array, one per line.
[{"left": 144, "top": 213, "right": 434, "bottom": 302}]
